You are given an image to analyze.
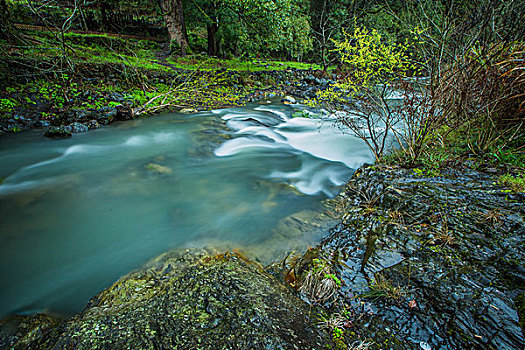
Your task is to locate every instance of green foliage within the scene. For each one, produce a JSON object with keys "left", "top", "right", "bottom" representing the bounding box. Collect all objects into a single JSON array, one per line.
[
  {"left": 499, "top": 173, "right": 525, "bottom": 193},
  {"left": 132, "top": 70, "right": 245, "bottom": 115},
  {"left": 184, "top": 0, "right": 312, "bottom": 58},
  {"left": 167, "top": 55, "right": 320, "bottom": 71},
  {"left": 291, "top": 110, "right": 311, "bottom": 118},
  {"left": 419, "top": 150, "right": 450, "bottom": 177},
  {"left": 363, "top": 273, "right": 405, "bottom": 301},
  {"left": 331, "top": 27, "right": 413, "bottom": 92},
  {"left": 313, "top": 26, "right": 415, "bottom": 162},
  {"left": 222, "top": 0, "right": 313, "bottom": 58},
  {"left": 312, "top": 258, "right": 342, "bottom": 287},
  {"left": 0, "top": 98, "right": 17, "bottom": 114}
]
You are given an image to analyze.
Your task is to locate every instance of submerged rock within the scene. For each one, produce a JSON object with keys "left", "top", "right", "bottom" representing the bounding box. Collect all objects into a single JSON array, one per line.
[
  {"left": 145, "top": 163, "right": 172, "bottom": 175},
  {"left": 2, "top": 249, "right": 330, "bottom": 349}
]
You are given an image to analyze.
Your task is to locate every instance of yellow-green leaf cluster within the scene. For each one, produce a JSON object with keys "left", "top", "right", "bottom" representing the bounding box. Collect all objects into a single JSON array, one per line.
[{"left": 332, "top": 27, "right": 413, "bottom": 96}]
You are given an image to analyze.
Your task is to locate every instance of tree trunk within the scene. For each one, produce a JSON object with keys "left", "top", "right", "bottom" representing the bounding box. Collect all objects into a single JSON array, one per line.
[
  {"left": 207, "top": 22, "right": 219, "bottom": 57},
  {"left": 159, "top": 0, "right": 188, "bottom": 56},
  {"left": 98, "top": 1, "right": 110, "bottom": 31},
  {"left": 0, "top": 0, "right": 18, "bottom": 44}
]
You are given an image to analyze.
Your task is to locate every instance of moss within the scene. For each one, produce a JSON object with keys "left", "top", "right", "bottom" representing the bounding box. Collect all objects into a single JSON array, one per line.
[
  {"left": 16, "top": 249, "right": 330, "bottom": 349},
  {"left": 499, "top": 173, "right": 525, "bottom": 193},
  {"left": 166, "top": 56, "right": 322, "bottom": 72}
]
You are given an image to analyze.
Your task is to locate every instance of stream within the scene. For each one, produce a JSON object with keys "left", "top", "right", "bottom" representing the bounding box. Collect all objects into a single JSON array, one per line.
[{"left": 0, "top": 102, "right": 373, "bottom": 318}]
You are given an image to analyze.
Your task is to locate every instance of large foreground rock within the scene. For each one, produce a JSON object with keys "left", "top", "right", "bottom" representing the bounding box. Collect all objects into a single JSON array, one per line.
[{"left": 1, "top": 249, "right": 329, "bottom": 349}]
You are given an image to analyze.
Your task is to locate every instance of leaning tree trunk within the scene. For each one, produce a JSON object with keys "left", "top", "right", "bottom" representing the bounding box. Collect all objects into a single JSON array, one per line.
[{"left": 159, "top": 0, "right": 188, "bottom": 56}]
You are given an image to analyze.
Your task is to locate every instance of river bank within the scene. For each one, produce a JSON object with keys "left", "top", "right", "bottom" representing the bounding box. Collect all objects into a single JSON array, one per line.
[
  {"left": 1, "top": 28, "right": 332, "bottom": 137},
  {"left": 0, "top": 62, "right": 331, "bottom": 137},
  {"left": 298, "top": 164, "right": 525, "bottom": 349},
  {"left": 1, "top": 161, "right": 523, "bottom": 349}
]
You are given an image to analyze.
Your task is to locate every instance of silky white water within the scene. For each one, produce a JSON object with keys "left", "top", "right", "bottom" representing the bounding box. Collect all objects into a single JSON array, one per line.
[{"left": 0, "top": 103, "right": 373, "bottom": 318}]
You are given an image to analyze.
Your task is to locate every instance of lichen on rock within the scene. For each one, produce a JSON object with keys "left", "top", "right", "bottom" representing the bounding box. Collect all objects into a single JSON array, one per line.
[{"left": 2, "top": 249, "right": 330, "bottom": 349}]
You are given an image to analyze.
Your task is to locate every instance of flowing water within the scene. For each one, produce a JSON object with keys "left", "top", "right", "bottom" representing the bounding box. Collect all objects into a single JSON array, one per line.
[{"left": 0, "top": 103, "right": 373, "bottom": 318}]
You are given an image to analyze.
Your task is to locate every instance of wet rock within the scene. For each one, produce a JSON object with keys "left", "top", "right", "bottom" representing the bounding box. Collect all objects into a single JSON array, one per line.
[
  {"left": 44, "top": 126, "right": 72, "bottom": 138},
  {"left": 282, "top": 96, "right": 297, "bottom": 104},
  {"left": 180, "top": 108, "right": 198, "bottom": 114},
  {"left": 115, "top": 105, "right": 133, "bottom": 121},
  {"left": 308, "top": 165, "right": 525, "bottom": 349},
  {"left": 304, "top": 75, "right": 316, "bottom": 84},
  {"left": 67, "top": 122, "right": 89, "bottom": 133},
  {"left": 35, "top": 120, "right": 50, "bottom": 127},
  {"left": 107, "top": 92, "right": 125, "bottom": 102},
  {"left": 96, "top": 107, "right": 118, "bottom": 125},
  {"left": 85, "top": 119, "right": 100, "bottom": 129},
  {"left": 75, "top": 110, "right": 94, "bottom": 122},
  {"left": 0, "top": 314, "right": 62, "bottom": 349},
  {"left": 11, "top": 249, "right": 330, "bottom": 349},
  {"left": 12, "top": 116, "right": 35, "bottom": 127}
]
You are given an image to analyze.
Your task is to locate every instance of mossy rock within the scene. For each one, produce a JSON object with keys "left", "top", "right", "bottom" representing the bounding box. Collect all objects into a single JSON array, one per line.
[
  {"left": 0, "top": 314, "right": 62, "bottom": 349},
  {"left": 13, "top": 249, "right": 329, "bottom": 349},
  {"left": 44, "top": 126, "right": 72, "bottom": 139}
]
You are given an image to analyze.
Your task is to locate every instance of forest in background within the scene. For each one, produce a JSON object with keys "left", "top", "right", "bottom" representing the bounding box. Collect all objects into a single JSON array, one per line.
[{"left": 0, "top": 0, "right": 524, "bottom": 174}]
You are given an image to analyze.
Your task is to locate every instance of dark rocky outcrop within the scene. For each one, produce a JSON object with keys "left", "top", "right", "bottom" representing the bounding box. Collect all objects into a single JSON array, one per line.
[{"left": 300, "top": 165, "right": 525, "bottom": 349}]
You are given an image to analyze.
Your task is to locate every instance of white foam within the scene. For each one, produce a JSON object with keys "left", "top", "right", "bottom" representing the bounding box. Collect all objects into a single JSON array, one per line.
[
  {"left": 215, "top": 108, "right": 374, "bottom": 196},
  {"left": 124, "top": 132, "right": 176, "bottom": 146},
  {"left": 25, "top": 157, "right": 62, "bottom": 170},
  {"left": 235, "top": 126, "right": 287, "bottom": 143},
  {"left": 214, "top": 138, "right": 288, "bottom": 156},
  {"left": 273, "top": 118, "right": 374, "bottom": 168},
  {"left": 153, "top": 132, "right": 176, "bottom": 142},
  {"left": 254, "top": 106, "right": 288, "bottom": 121},
  {"left": 222, "top": 113, "right": 250, "bottom": 121},
  {"left": 223, "top": 113, "right": 279, "bottom": 127},
  {"left": 64, "top": 144, "right": 98, "bottom": 156},
  {"left": 18, "top": 144, "right": 104, "bottom": 173},
  {"left": 268, "top": 158, "right": 352, "bottom": 196},
  {"left": 226, "top": 120, "right": 249, "bottom": 131}
]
